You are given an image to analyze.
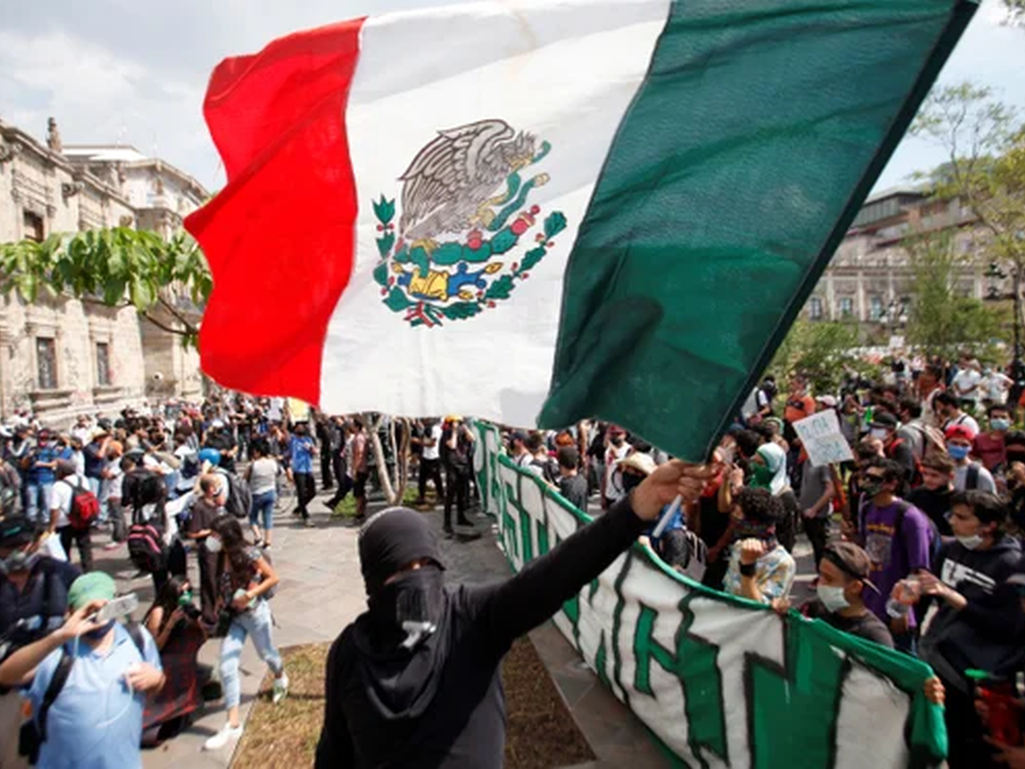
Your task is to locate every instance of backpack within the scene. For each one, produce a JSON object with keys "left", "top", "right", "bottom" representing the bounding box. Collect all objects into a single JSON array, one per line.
[
  {"left": 63, "top": 478, "right": 100, "bottom": 530},
  {"left": 220, "top": 470, "right": 252, "bottom": 520},
  {"left": 126, "top": 469, "right": 166, "bottom": 512},
  {"left": 965, "top": 462, "right": 981, "bottom": 491},
  {"left": 127, "top": 510, "right": 168, "bottom": 574},
  {"left": 19, "top": 624, "right": 146, "bottom": 763}
]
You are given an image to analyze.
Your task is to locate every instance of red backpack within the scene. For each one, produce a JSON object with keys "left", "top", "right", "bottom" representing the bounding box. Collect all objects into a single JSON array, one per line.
[{"left": 63, "top": 477, "right": 101, "bottom": 530}]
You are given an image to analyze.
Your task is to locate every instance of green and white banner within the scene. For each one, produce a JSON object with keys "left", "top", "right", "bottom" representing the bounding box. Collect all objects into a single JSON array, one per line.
[{"left": 472, "top": 421, "right": 947, "bottom": 768}]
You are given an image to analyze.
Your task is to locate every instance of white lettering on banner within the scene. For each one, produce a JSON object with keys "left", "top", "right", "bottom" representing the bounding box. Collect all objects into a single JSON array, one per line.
[
  {"left": 793, "top": 409, "right": 854, "bottom": 466},
  {"left": 471, "top": 420, "right": 945, "bottom": 768}
]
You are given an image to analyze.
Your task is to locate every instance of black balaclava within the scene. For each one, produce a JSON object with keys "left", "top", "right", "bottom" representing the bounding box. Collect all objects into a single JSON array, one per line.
[{"left": 353, "top": 507, "right": 450, "bottom": 720}]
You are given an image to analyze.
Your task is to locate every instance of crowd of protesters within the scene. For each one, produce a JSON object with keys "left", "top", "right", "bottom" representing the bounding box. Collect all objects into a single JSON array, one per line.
[{"left": 5, "top": 349, "right": 1025, "bottom": 767}]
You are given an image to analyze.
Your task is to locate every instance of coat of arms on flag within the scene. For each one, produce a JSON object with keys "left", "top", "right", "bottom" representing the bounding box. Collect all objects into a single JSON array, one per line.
[{"left": 371, "top": 119, "right": 566, "bottom": 328}]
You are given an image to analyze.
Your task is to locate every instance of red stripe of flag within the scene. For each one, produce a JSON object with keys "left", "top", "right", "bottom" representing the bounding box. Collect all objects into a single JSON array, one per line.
[{"left": 185, "top": 19, "right": 365, "bottom": 405}]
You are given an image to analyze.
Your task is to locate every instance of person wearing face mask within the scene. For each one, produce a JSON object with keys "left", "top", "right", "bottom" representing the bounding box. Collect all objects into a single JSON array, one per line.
[
  {"left": 0, "top": 571, "right": 164, "bottom": 769},
  {"left": 854, "top": 458, "right": 935, "bottom": 652},
  {"left": 908, "top": 453, "right": 957, "bottom": 537},
  {"left": 974, "top": 404, "right": 1012, "bottom": 473},
  {"left": 774, "top": 542, "right": 894, "bottom": 648},
  {"left": 203, "top": 515, "right": 286, "bottom": 751},
  {"left": 0, "top": 517, "right": 79, "bottom": 769},
  {"left": 906, "top": 491, "right": 1024, "bottom": 769},
  {"left": 746, "top": 442, "right": 799, "bottom": 554},
  {"left": 869, "top": 412, "right": 916, "bottom": 486},
  {"left": 721, "top": 486, "right": 795, "bottom": 605},
  {"left": 315, "top": 460, "right": 716, "bottom": 768},
  {"left": 946, "top": 424, "right": 997, "bottom": 494}
]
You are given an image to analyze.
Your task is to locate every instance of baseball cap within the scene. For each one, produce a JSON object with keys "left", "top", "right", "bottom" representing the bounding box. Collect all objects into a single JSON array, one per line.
[
  {"left": 0, "top": 515, "right": 35, "bottom": 549},
  {"left": 945, "top": 424, "right": 977, "bottom": 442},
  {"left": 67, "top": 572, "right": 116, "bottom": 610},
  {"left": 618, "top": 452, "right": 656, "bottom": 476},
  {"left": 823, "top": 542, "right": 878, "bottom": 592},
  {"left": 870, "top": 412, "right": 898, "bottom": 429}
]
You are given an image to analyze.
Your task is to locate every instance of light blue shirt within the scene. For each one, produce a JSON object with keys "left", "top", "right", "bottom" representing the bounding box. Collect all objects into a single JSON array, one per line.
[{"left": 27, "top": 623, "right": 162, "bottom": 769}]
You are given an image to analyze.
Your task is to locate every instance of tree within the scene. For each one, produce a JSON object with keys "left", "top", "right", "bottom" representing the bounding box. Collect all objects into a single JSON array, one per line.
[
  {"left": 903, "top": 230, "right": 1008, "bottom": 360},
  {"left": 768, "top": 319, "right": 870, "bottom": 394},
  {"left": 0, "top": 228, "right": 211, "bottom": 345},
  {"left": 1005, "top": 0, "right": 1024, "bottom": 25},
  {"left": 366, "top": 413, "right": 412, "bottom": 506},
  {"left": 911, "top": 83, "right": 1025, "bottom": 302}
]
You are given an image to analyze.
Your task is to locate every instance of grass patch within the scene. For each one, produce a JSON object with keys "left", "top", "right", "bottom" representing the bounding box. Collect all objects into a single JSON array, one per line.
[
  {"left": 234, "top": 638, "right": 593, "bottom": 768},
  {"left": 329, "top": 483, "right": 431, "bottom": 518}
]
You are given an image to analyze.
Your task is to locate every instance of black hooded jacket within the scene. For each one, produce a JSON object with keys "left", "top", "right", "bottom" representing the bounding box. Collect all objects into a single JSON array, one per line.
[
  {"left": 920, "top": 536, "right": 1024, "bottom": 692},
  {"left": 315, "top": 497, "right": 647, "bottom": 768}
]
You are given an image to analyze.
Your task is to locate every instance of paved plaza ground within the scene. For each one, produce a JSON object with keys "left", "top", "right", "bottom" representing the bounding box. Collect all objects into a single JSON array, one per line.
[{"left": 87, "top": 483, "right": 817, "bottom": 769}]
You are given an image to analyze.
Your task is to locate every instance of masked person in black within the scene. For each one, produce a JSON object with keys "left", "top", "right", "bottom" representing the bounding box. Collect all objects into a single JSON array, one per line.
[{"left": 315, "top": 460, "right": 715, "bottom": 768}]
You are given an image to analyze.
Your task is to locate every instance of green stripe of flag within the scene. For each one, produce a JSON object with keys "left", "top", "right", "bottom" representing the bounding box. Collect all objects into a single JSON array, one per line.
[{"left": 540, "top": 0, "right": 976, "bottom": 460}]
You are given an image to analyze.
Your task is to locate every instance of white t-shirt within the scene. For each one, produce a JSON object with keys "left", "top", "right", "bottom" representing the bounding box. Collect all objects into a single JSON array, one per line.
[
  {"left": 985, "top": 372, "right": 1012, "bottom": 404},
  {"left": 248, "top": 457, "right": 278, "bottom": 496},
  {"left": 951, "top": 368, "right": 981, "bottom": 403},
  {"left": 604, "top": 443, "right": 631, "bottom": 502},
  {"left": 944, "top": 412, "right": 981, "bottom": 436},
  {"left": 422, "top": 424, "right": 442, "bottom": 461},
  {"left": 50, "top": 474, "right": 88, "bottom": 528},
  {"left": 107, "top": 463, "right": 124, "bottom": 500}
]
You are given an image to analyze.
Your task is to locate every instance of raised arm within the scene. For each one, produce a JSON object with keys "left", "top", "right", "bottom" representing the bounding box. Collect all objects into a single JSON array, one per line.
[{"left": 474, "top": 461, "right": 716, "bottom": 647}]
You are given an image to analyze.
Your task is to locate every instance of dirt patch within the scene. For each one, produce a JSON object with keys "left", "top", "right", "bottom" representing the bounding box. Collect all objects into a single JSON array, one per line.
[{"left": 233, "top": 637, "right": 593, "bottom": 768}]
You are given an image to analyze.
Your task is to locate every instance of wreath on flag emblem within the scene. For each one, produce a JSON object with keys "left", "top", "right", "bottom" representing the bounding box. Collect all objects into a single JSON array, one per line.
[{"left": 372, "top": 119, "right": 566, "bottom": 328}]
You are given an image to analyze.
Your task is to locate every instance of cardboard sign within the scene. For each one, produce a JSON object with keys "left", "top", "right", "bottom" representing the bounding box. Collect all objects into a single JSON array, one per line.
[{"left": 793, "top": 409, "right": 853, "bottom": 466}]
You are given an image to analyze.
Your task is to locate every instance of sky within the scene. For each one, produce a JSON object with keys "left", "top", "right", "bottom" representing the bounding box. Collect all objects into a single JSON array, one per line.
[{"left": 1, "top": 0, "right": 1022, "bottom": 194}]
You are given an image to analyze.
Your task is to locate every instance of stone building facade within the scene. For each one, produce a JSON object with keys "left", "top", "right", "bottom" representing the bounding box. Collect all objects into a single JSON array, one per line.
[
  {"left": 0, "top": 117, "right": 209, "bottom": 424},
  {"left": 803, "top": 187, "right": 985, "bottom": 326}
]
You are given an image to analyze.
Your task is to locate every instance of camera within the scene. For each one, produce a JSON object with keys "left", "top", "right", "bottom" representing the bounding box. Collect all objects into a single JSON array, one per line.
[{"left": 180, "top": 603, "right": 201, "bottom": 621}]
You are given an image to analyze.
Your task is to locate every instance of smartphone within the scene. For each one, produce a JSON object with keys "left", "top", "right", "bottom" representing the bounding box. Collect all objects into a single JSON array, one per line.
[{"left": 92, "top": 593, "right": 139, "bottom": 624}]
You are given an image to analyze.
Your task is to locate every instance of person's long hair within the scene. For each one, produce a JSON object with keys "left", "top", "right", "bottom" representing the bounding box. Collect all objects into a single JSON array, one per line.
[
  {"left": 211, "top": 514, "right": 253, "bottom": 586},
  {"left": 145, "top": 576, "right": 188, "bottom": 637}
]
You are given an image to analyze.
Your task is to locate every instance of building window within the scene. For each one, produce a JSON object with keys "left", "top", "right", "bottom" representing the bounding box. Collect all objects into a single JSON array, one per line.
[
  {"left": 35, "top": 337, "right": 57, "bottom": 390},
  {"left": 809, "top": 297, "right": 824, "bottom": 320},
  {"left": 869, "top": 295, "right": 884, "bottom": 321},
  {"left": 23, "top": 211, "right": 44, "bottom": 243},
  {"left": 96, "top": 342, "right": 111, "bottom": 386},
  {"left": 838, "top": 297, "right": 854, "bottom": 317}
]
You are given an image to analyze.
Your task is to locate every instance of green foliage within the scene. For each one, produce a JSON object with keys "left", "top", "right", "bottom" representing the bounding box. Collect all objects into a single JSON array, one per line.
[
  {"left": 383, "top": 287, "right": 412, "bottom": 312},
  {"left": 904, "top": 230, "right": 1008, "bottom": 360},
  {"left": 372, "top": 261, "right": 389, "bottom": 288},
  {"left": 0, "top": 228, "right": 209, "bottom": 344},
  {"left": 376, "top": 232, "right": 395, "bottom": 258},
  {"left": 1004, "top": 0, "right": 1024, "bottom": 25},
  {"left": 767, "top": 319, "right": 871, "bottom": 393},
  {"left": 519, "top": 247, "right": 546, "bottom": 274}
]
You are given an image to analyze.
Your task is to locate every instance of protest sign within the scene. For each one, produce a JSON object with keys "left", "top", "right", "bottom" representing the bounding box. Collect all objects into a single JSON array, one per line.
[{"left": 793, "top": 409, "right": 854, "bottom": 466}]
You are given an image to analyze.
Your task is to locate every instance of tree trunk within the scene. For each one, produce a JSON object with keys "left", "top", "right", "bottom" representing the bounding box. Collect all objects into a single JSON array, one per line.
[
  {"left": 367, "top": 413, "right": 396, "bottom": 504},
  {"left": 366, "top": 414, "right": 411, "bottom": 506}
]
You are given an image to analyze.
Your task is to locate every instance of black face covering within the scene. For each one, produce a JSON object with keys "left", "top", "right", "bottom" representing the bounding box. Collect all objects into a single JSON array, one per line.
[{"left": 352, "top": 508, "right": 451, "bottom": 720}]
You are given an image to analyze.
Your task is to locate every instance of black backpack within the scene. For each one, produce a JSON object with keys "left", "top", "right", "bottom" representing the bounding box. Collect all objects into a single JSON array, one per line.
[
  {"left": 220, "top": 470, "right": 252, "bottom": 520},
  {"left": 127, "top": 503, "right": 168, "bottom": 575}
]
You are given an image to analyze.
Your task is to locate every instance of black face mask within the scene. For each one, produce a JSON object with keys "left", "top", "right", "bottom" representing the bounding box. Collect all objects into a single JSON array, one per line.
[
  {"left": 367, "top": 565, "right": 446, "bottom": 650},
  {"left": 621, "top": 472, "right": 644, "bottom": 493}
]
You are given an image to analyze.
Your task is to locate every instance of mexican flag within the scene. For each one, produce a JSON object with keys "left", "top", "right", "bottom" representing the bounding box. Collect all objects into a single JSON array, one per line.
[{"left": 186, "top": 0, "right": 974, "bottom": 459}]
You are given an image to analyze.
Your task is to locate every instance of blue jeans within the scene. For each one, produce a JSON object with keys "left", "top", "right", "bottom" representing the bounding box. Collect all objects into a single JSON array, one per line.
[
  {"left": 220, "top": 599, "right": 282, "bottom": 708},
  {"left": 86, "top": 475, "right": 109, "bottom": 522},
  {"left": 25, "top": 482, "right": 53, "bottom": 527},
  {"left": 249, "top": 490, "right": 277, "bottom": 531}
]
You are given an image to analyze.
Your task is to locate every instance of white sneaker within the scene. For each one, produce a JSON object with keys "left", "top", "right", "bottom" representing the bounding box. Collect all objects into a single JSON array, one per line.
[
  {"left": 272, "top": 672, "right": 289, "bottom": 704},
  {"left": 203, "top": 722, "right": 243, "bottom": 751}
]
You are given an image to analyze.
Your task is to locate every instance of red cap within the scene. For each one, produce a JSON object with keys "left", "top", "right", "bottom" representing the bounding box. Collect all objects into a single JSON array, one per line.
[{"left": 945, "top": 424, "right": 977, "bottom": 442}]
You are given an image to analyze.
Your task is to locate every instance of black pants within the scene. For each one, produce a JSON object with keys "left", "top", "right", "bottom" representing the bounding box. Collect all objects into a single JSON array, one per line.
[
  {"left": 320, "top": 450, "right": 334, "bottom": 490},
  {"left": 804, "top": 516, "right": 830, "bottom": 570},
  {"left": 197, "top": 545, "right": 219, "bottom": 626},
  {"left": 941, "top": 674, "right": 1001, "bottom": 769},
  {"left": 418, "top": 458, "right": 443, "bottom": 502},
  {"left": 109, "top": 501, "right": 127, "bottom": 542},
  {"left": 58, "top": 524, "right": 93, "bottom": 572},
  {"left": 444, "top": 469, "right": 470, "bottom": 529},
  {"left": 294, "top": 472, "right": 315, "bottom": 518},
  {"left": 332, "top": 452, "right": 345, "bottom": 494}
]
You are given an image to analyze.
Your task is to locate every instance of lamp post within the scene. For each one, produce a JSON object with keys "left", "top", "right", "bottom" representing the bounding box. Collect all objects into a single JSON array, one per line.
[{"left": 985, "top": 261, "right": 1025, "bottom": 405}]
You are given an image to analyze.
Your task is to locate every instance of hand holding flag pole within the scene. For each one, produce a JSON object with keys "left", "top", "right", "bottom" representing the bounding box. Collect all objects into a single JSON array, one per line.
[{"left": 632, "top": 460, "right": 721, "bottom": 524}]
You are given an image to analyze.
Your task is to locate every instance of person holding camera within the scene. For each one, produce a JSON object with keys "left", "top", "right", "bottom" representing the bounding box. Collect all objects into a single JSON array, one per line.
[
  {"left": 141, "top": 577, "right": 207, "bottom": 745},
  {"left": 0, "top": 571, "right": 164, "bottom": 769}
]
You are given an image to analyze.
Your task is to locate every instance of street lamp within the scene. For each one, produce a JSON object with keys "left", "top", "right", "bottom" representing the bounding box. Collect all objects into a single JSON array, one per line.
[{"left": 984, "top": 260, "right": 1025, "bottom": 404}]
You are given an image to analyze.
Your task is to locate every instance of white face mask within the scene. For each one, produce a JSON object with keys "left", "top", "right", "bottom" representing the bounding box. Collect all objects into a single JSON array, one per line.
[
  {"left": 816, "top": 584, "right": 850, "bottom": 612},
  {"left": 956, "top": 534, "right": 984, "bottom": 550},
  {"left": 205, "top": 536, "right": 222, "bottom": 554},
  {"left": 869, "top": 427, "right": 889, "bottom": 440}
]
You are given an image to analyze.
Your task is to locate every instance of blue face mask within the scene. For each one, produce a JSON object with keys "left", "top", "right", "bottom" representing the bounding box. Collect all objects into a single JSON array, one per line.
[
  {"left": 991, "top": 418, "right": 1011, "bottom": 432},
  {"left": 948, "top": 444, "right": 970, "bottom": 461}
]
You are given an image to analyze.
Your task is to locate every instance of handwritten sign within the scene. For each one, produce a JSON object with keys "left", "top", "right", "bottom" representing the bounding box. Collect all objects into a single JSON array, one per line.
[{"left": 793, "top": 409, "right": 853, "bottom": 466}]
